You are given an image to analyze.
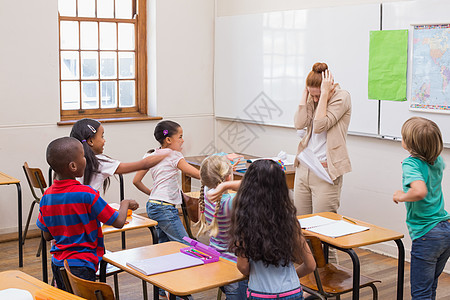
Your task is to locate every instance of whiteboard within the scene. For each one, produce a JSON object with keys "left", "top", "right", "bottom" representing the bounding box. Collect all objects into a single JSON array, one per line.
[
  {"left": 381, "top": 0, "right": 450, "bottom": 143},
  {"left": 214, "top": 4, "right": 381, "bottom": 135}
]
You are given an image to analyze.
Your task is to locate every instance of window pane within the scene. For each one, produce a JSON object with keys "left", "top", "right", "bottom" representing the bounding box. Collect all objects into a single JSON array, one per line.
[
  {"left": 80, "top": 22, "right": 98, "bottom": 50},
  {"left": 100, "top": 52, "right": 117, "bottom": 79},
  {"left": 100, "top": 22, "right": 117, "bottom": 50},
  {"left": 82, "top": 81, "right": 99, "bottom": 108},
  {"left": 101, "top": 81, "right": 117, "bottom": 108},
  {"left": 61, "top": 81, "right": 80, "bottom": 110},
  {"left": 115, "top": 0, "right": 132, "bottom": 19},
  {"left": 58, "top": 0, "right": 76, "bottom": 17},
  {"left": 97, "top": 0, "right": 114, "bottom": 18},
  {"left": 81, "top": 52, "right": 98, "bottom": 79},
  {"left": 78, "top": 0, "right": 95, "bottom": 17},
  {"left": 61, "top": 51, "right": 79, "bottom": 80},
  {"left": 118, "top": 23, "right": 135, "bottom": 50},
  {"left": 119, "top": 52, "right": 135, "bottom": 79},
  {"left": 119, "top": 80, "right": 135, "bottom": 107},
  {"left": 60, "top": 21, "right": 79, "bottom": 50}
]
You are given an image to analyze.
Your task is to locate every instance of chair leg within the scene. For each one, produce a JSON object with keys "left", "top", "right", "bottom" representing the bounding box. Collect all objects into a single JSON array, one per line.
[
  {"left": 36, "top": 236, "right": 43, "bottom": 257},
  {"left": 114, "top": 274, "right": 120, "bottom": 300},
  {"left": 22, "top": 200, "right": 38, "bottom": 245},
  {"left": 369, "top": 283, "right": 378, "bottom": 300}
]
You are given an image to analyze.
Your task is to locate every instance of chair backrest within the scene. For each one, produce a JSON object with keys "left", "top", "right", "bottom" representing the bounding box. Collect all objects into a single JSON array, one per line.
[
  {"left": 23, "top": 162, "right": 47, "bottom": 199},
  {"left": 63, "top": 260, "right": 115, "bottom": 300},
  {"left": 304, "top": 234, "right": 327, "bottom": 268}
]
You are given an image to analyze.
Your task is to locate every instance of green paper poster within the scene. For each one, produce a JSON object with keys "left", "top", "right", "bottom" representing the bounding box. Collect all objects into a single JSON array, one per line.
[{"left": 368, "top": 30, "right": 408, "bottom": 101}]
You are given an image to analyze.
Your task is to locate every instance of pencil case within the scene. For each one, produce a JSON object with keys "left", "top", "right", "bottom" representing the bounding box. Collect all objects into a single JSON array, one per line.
[{"left": 180, "top": 237, "right": 220, "bottom": 264}]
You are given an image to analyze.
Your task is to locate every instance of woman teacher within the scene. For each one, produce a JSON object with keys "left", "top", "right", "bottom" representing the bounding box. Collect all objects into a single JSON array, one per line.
[{"left": 293, "top": 62, "right": 352, "bottom": 216}]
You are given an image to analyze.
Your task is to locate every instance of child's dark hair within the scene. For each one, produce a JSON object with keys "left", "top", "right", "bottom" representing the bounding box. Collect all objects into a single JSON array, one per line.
[
  {"left": 69, "top": 118, "right": 110, "bottom": 190},
  {"left": 229, "top": 159, "right": 302, "bottom": 267},
  {"left": 46, "top": 137, "right": 81, "bottom": 174},
  {"left": 154, "top": 120, "right": 181, "bottom": 145},
  {"left": 401, "top": 117, "right": 443, "bottom": 164}
]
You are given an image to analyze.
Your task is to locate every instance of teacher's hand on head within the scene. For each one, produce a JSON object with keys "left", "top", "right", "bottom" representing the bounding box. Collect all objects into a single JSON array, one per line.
[{"left": 320, "top": 70, "right": 338, "bottom": 101}]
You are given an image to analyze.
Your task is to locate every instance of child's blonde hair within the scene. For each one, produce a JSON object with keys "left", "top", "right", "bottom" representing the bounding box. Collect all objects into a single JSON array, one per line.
[
  {"left": 401, "top": 117, "right": 443, "bottom": 164},
  {"left": 196, "top": 155, "right": 232, "bottom": 238}
]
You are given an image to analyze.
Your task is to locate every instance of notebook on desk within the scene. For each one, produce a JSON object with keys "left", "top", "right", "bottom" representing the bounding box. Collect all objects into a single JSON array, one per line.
[
  {"left": 299, "top": 216, "right": 369, "bottom": 238},
  {"left": 126, "top": 252, "right": 204, "bottom": 276}
]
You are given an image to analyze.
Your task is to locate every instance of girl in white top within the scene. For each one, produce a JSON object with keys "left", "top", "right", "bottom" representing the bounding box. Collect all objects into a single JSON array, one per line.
[
  {"left": 133, "top": 120, "right": 200, "bottom": 244},
  {"left": 70, "top": 118, "right": 169, "bottom": 192}
]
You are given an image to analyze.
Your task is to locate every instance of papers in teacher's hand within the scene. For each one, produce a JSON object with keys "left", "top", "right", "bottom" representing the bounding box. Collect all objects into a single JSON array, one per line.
[
  {"left": 299, "top": 216, "right": 369, "bottom": 238},
  {"left": 126, "top": 252, "right": 204, "bottom": 276},
  {"left": 297, "top": 148, "right": 333, "bottom": 184}
]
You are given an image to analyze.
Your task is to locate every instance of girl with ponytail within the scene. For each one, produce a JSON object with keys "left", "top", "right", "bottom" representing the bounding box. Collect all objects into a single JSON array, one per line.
[
  {"left": 196, "top": 155, "right": 247, "bottom": 299},
  {"left": 70, "top": 118, "right": 168, "bottom": 193}
]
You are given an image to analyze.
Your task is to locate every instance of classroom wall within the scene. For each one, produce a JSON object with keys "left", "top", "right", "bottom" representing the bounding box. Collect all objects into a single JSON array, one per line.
[
  {"left": 215, "top": 0, "right": 450, "bottom": 273},
  {"left": 216, "top": 0, "right": 407, "bottom": 16},
  {"left": 0, "top": 0, "right": 214, "bottom": 234}
]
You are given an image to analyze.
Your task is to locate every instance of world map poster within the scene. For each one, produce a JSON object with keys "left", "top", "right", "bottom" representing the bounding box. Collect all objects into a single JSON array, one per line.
[{"left": 411, "top": 24, "right": 450, "bottom": 113}]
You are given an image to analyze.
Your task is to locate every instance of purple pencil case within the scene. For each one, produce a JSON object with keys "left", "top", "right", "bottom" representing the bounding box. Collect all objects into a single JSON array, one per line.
[{"left": 180, "top": 237, "right": 220, "bottom": 264}]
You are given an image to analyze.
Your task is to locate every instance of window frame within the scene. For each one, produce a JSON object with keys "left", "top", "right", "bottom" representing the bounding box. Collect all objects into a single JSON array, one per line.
[{"left": 58, "top": 0, "right": 149, "bottom": 123}]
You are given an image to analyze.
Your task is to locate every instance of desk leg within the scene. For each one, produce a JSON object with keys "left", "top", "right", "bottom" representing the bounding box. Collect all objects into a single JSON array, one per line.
[
  {"left": 325, "top": 243, "right": 360, "bottom": 300},
  {"left": 121, "top": 232, "right": 126, "bottom": 249},
  {"left": 142, "top": 280, "right": 148, "bottom": 300},
  {"left": 181, "top": 172, "right": 191, "bottom": 193},
  {"left": 347, "top": 248, "right": 361, "bottom": 300},
  {"left": 41, "top": 233, "right": 48, "bottom": 283},
  {"left": 119, "top": 175, "right": 126, "bottom": 249},
  {"left": 99, "top": 260, "right": 107, "bottom": 282},
  {"left": 169, "top": 293, "right": 176, "bottom": 300},
  {"left": 149, "top": 227, "right": 158, "bottom": 245},
  {"left": 16, "top": 183, "right": 23, "bottom": 268},
  {"left": 153, "top": 285, "right": 159, "bottom": 300},
  {"left": 395, "top": 239, "right": 405, "bottom": 300}
]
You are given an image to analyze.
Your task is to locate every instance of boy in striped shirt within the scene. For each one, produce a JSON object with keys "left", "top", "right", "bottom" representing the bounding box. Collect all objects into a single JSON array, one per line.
[{"left": 37, "top": 137, "right": 138, "bottom": 291}]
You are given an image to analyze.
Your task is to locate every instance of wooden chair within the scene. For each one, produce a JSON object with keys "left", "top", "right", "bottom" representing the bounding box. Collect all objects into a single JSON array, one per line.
[
  {"left": 22, "top": 162, "right": 47, "bottom": 256},
  {"left": 63, "top": 260, "right": 115, "bottom": 300},
  {"left": 301, "top": 235, "right": 381, "bottom": 300},
  {"left": 180, "top": 191, "right": 199, "bottom": 239}
]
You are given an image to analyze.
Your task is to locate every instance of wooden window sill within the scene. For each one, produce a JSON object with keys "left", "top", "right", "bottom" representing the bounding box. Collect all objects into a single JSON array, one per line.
[{"left": 57, "top": 115, "right": 162, "bottom": 126}]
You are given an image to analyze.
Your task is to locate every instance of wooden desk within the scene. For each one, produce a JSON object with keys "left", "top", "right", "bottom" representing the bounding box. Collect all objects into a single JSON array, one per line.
[
  {"left": 0, "top": 171, "right": 23, "bottom": 267},
  {"left": 41, "top": 214, "right": 158, "bottom": 283},
  {"left": 0, "top": 270, "right": 84, "bottom": 299},
  {"left": 183, "top": 154, "right": 295, "bottom": 192},
  {"left": 99, "top": 241, "right": 245, "bottom": 300},
  {"left": 298, "top": 212, "right": 405, "bottom": 300}
]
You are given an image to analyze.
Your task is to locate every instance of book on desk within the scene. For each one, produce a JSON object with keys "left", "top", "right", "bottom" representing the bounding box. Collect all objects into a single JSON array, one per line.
[
  {"left": 127, "top": 252, "right": 205, "bottom": 276},
  {"left": 299, "top": 215, "right": 369, "bottom": 238},
  {"left": 126, "top": 237, "right": 220, "bottom": 276}
]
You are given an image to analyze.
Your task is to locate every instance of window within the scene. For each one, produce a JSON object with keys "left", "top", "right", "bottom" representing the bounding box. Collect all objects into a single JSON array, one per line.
[{"left": 58, "top": 0, "right": 148, "bottom": 121}]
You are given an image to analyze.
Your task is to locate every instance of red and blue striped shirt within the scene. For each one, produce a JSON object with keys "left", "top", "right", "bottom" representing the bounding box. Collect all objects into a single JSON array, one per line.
[{"left": 36, "top": 179, "right": 118, "bottom": 271}]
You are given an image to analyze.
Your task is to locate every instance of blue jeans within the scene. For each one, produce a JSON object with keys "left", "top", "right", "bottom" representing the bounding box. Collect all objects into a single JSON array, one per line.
[
  {"left": 52, "top": 262, "right": 96, "bottom": 291},
  {"left": 247, "top": 287, "right": 304, "bottom": 300},
  {"left": 220, "top": 280, "right": 248, "bottom": 300},
  {"left": 410, "top": 220, "right": 450, "bottom": 300},
  {"left": 146, "top": 202, "right": 190, "bottom": 245}
]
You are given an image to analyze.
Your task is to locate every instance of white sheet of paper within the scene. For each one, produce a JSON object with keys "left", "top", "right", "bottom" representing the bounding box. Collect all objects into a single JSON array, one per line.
[
  {"left": 297, "top": 148, "right": 333, "bottom": 184},
  {"left": 0, "top": 288, "right": 33, "bottom": 300},
  {"left": 307, "top": 220, "right": 369, "bottom": 238},
  {"left": 298, "top": 216, "right": 336, "bottom": 229}
]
